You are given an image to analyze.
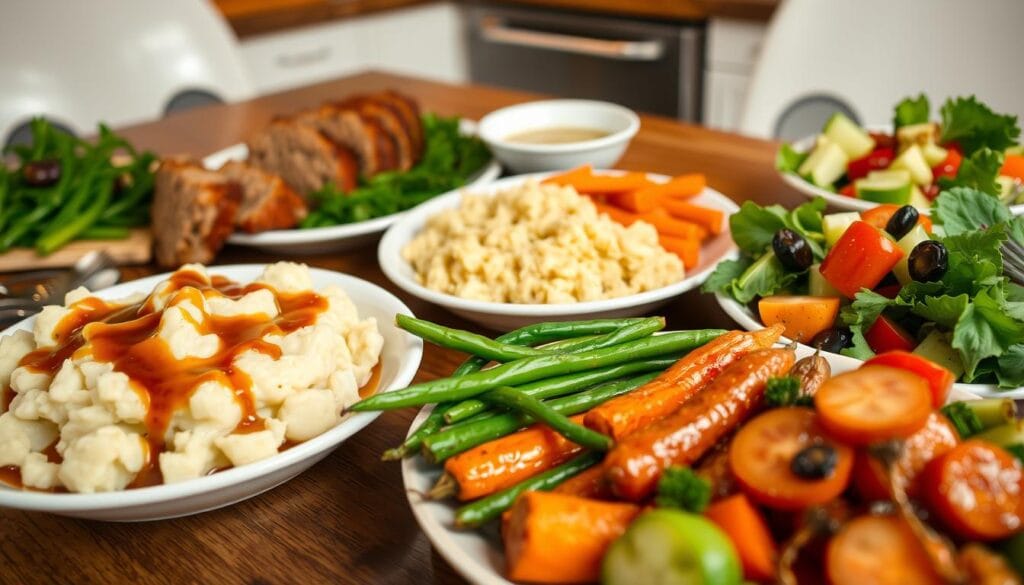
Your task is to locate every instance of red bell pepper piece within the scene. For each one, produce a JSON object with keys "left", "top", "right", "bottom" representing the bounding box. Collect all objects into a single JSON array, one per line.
[
  {"left": 864, "top": 316, "right": 916, "bottom": 355},
  {"left": 860, "top": 205, "right": 933, "bottom": 234},
  {"left": 847, "top": 147, "right": 895, "bottom": 181},
  {"left": 932, "top": 148, "right": 962, "bottom": 180},
  {"left": 839, "top": 184, "right": 856, "bottom": 198},
  {"left": 1001, "top": 154, "right": 1024, "bottom": 182},
  {"left": 864, "top": 351, "right": 955, "bottom": 407},
  {"left": 820, "top": 221, "right": 905, "bottom": 298}
]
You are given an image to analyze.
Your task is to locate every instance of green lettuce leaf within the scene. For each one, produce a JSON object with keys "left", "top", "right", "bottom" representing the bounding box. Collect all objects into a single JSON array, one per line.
[
  {"left": 939, "top": 95, "right": 1021, "bottom": 155},
  {"left": 776, "top": 143, "right": 808, "bottom": 174},
  {"left": 938, "top": 148, "right": 1004, "bottom": 196},
  {"left": 941, "top": 225, "right": 1007, "bottom": 295},
  {"left": 933, "top": 186, "right": 1011, "bottom": 235},
  {"left": 913, "top": 294, "right": 970, "bottom": 329},
  {"left": 893, "top": 94, "right": 930, "bottom": 128},
  {"left": 839, "top": 290, "right": 895, "bottom": 360},
  {"left": 952, "top": 287, "right": 1024, "bottom": 380},
  {"left": 701, "top": 256, "right": 751, "bottom": 295},
  {"left": 729, "top": 252, "right": 799, "bottom": 304},
  {"left": 728, "top": 201, "right": 789, "bottom": 255}
]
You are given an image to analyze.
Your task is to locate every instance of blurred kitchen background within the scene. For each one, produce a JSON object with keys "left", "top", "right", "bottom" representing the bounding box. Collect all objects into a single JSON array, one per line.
[{"left": 3, "top": 0, "right": 1021, "bottom": 147}]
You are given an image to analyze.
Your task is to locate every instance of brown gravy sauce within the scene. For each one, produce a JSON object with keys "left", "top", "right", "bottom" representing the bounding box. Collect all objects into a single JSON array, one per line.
[{"left": 0, "top": 270, "right": 378, "bottom": 491}]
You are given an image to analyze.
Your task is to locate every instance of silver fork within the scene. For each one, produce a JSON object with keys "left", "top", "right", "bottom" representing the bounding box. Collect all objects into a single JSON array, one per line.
[{"left": 0, "top": 252, "right": 120, "bottom": 324}]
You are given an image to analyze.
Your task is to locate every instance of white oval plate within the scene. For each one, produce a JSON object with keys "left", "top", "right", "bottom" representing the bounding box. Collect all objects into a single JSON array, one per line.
[
  {"left": 779, "top": 129, "right": 1024, "bottom": 215},
  {"left": 714, "top": 291, "right": 1023, "bottom": 399},
  {"left": 401, "top": 341, "right": 982, "bottom": 585},
  {"left": 207, "top": 119, "right": 502, "bottom": 255},
  {"left": 0, "top": 265, "right": 424, "bottom": 521},
  {"left": 378, "top": 171, "right": 740, "bottom": 331}
]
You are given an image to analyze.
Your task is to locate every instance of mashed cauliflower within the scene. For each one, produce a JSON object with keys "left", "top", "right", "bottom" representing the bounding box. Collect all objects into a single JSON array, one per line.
[
  {"left": 402, "top": 181, "right": 685, "bottom": 303},
  {"left": 0, "top": 262, "right": 383, "bottom": 493}
]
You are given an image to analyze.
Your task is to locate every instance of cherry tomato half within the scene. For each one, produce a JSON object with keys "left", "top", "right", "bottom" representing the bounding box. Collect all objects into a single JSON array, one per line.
[
  {"left": 815, "top": 365, "right": 932, "bottom": 445},
  {"left": 864, "top": 351, "right": 954, "bottom": 407}
]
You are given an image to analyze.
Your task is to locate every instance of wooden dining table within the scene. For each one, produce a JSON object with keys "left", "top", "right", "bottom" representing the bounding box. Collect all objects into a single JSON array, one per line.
[{"left": 0, "top": 71, "right": 804, "bottom": 584}]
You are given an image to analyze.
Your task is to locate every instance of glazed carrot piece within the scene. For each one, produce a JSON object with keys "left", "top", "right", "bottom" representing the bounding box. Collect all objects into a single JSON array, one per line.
[
  {"left": 547, "top": 169, "right": 656, "bottom": 194},
  {"left": 608, "top": 173, "right": 708, "bottom": 212},
  {"left": 593, "top": 202, "right": 708, "bottom": 240},
  {"left": 552, "top": 465, "right": 611, "bottom": 499},
  {"left": 584, "top": 325, "right": 784, "bottom": 440},
  {"left": 438, "top": 416, "right": 584, "bottom": 501},
  {"left": 542, "top": 164, "right": 593, "bottom": 185},
  {"left": 504, "top": 491, "right": 641, "bottom": 584},
  {"left": 705, "top": 493, "right": 778, "bottom": 582},
  {"left": 659, "top": 234, "right": 700, "bottom": 269},
  {"left": 604, "top": 346, "right": 795, "bottom": 501},
  {"left": 662, "top": 199, "right": 725, "bottom": 235}
]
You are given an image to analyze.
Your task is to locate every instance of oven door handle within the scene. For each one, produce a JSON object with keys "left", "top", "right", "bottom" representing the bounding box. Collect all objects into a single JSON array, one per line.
[{"left": 477, "top": 17, "right": 664, "bottom": 61}]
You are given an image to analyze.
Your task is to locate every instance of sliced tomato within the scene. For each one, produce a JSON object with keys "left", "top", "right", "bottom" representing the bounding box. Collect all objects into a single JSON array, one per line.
[
  {"left": 814, "top": 365, "right": 932, "bottom": 445},
  {"left": 728, "top": 407, "right": 854, "bottom": 510},
  {"left": 853, "top": 413, "right": 960, "bottom": 501},
  {"left": 820, "top": 221, "right": 904, "bottom": 298},
  {"left": 922, "top": 439, "right": 1024, "bottom": 541},
  {"left": 865, "top": 315, "right": 916, "bottom": 354},
  {"left": 839, "top": 183, "right": 856, "bottom": 198},
  {"left": 860, "top": 205, "right": 933, "bottom": 235},
  {"left": 847, "top": 147, "right": 895, "bottom": 181},
  {"left": 932, "top": 148, "right": 962, "bottom": 180},
  {"left": 864, "top": 351, "right": 954, "bottom": 407},
  {"left": 826, "top": 515, "right": 944, "bottom": 585}
]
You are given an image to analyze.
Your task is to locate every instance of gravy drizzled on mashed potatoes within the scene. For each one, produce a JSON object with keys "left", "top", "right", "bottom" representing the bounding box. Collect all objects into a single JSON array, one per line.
[{"left": 0, "top": 262, "right": 382, "bottom": 493}]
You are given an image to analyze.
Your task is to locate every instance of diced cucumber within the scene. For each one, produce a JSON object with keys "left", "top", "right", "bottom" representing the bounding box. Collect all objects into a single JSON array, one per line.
[
  {"left": 798, "top": 137, "right": 849, "bottom": 188},
  {"left": 892, "top": 224, "right": 931, "bottom": 285},
  {"left": 997, "top": 176, "right": 1024, "bottom": 204},
  {"left": 896, "top": 122, "right": 938, "bottom": 150},
  {"left": 809, "top": 264, "right": 843, "bottom": 297},
  {"left": 922, "top": 142, "right": 948, "bottom": 167},
  {"left": 909, "top": 185, "right": 931, "bottom": 210},
  {"left": 856, "top": 170, "right": 912, "bottom": 204},
  {"left": 823, "top": 113, "right": 875, "bottom": 159},
  {"left": 890, "top": 144, "right": 933, "bottom": 185},
  {"left": 1006, "top": 145, "right": 1024, "bottom": 156},
  {"left": 913, "top": 330, "right": 964, "bottom": 380},
  {"left": 822, "top": 212, "right": 861, "bottom": 247}
]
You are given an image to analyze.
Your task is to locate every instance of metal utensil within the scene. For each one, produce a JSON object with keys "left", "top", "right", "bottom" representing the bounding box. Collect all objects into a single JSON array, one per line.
[{"left": 0, "top": 252, "right": 121, "bottom": 325}]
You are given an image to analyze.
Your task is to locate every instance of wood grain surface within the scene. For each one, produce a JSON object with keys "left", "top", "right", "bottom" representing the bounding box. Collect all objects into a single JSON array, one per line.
[{"left": 0, "top": 71, "right": 803, "bottom": 585}]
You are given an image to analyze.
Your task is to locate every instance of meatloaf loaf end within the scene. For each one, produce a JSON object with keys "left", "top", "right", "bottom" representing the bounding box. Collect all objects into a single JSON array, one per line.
[
  {"left": 337, "top": 96, "right": 415, "bottom": 171},
  {"left": 296, "top": 105, "right": 398, "bottom": 178},
  {"left": 152, "top": 159, "right": 242, "bottom": 267},
  {"left": 247, "top": 120, "right": 358, "bottom": 197},
  {"left": 219, "top": 160, "right": 308, "bottom": 233}
]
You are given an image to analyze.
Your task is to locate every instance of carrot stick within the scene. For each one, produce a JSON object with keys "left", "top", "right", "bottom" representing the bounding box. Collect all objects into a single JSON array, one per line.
[
  {"left": 659, "top": 234, "right": 700, "bottom": 269},
  {"left": 705, "top": 493, "right": 778, "bottom": 582},
  {"left": 604, "top": 347, "right": 795, "bottom": 501},
  {"left": 607, "top": 173, "right": 708, "bottom": 212},
  {"left": 552, "top": 465, "right": 611, "bottom": 499},
  {"left": 549, "top": 171, "right": 655, "bottom": 194},
  {"left": 542, "top": 164, "right": 593, "bottom": 185},
  {"left": 593, "top": 202, "right": 708, "bottom": 240},
  {"left": 662, "top": 200, "right": 725, "bottom": 235},
  {"left": 583, "top": 325, "right": 784, "bottom": 441},
  {"left": 439, "top": 416, "right": 584, "bottom": 501},
  {"left": 504, "top": 491, "right": 641, "bottom": 584}
]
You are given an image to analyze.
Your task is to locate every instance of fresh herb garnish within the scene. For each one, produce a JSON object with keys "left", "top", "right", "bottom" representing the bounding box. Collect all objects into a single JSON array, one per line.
[
  {"left": 939, "top": 95, "right": 1021, "bottom": 155},
  {"left": 893, "top": 93, "right": 931, "bottom": 128}
]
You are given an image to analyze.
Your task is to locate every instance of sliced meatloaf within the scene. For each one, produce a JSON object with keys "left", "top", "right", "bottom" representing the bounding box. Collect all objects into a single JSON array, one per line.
[
  {"left": 296, "top": 105, "right": 398, "bottom": 178},
  {"left": 373, "top": 90, "right": 424, "bottom": 161},
  {"left": 247, "top": 119, "right": 358, "bottom": 196},
  {"left": 219, "top": 160, "right": 308, "bottom": 233},
  {"left": 151, "top": 159, "right": 241, "bottom": 267},
  {"left": 338, "top": 96, "right": 415, "bottom": 171}
]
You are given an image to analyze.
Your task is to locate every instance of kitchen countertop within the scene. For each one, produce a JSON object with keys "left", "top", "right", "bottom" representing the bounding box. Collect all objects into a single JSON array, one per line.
[
  {"left": 216, "top": 0, "right": 777, "bottom": 38},
  {"left": 0, "top": 71, "right": 801, "bottom": 584}
]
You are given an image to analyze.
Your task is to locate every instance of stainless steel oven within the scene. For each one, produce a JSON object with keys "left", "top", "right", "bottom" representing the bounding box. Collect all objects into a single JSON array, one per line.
[{"left": 463, "top": 4, "right": 704, "bottom": 121}]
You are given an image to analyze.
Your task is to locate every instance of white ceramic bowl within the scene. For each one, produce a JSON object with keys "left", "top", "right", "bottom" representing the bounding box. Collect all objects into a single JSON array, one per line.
[
  {"left": 714, "top": 292, "right": 1022, "bottom": 399},
  {"left": 780, "top": 128, "right": 1024, "bottom": 214},
  {"left": 378, "top": 171, "right": 740, "bottom": 331},
  {"left": 0, "top": 265, "right": 424, "bottom": 521},
  {"left": 477, "top": 100, "right": 639, "bottom": 174},
  {"left": 401, "top": 343, "right": 982, "bottom": 585},
  {"left": 208, "top": 120, "right": 503, "bottom": 255}
]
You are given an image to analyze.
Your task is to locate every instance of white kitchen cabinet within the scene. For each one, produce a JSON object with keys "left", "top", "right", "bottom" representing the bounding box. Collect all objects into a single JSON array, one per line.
[
  {"left": 239, "top": 2, "right": 467, "bottom": 95},
  {"left": 702, "top": 17, "right": 767, "bottom": 131}
]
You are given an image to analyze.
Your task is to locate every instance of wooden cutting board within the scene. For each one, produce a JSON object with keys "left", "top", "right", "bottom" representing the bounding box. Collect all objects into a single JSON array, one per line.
[{"left": 0, "top": 228, "right": 152, "bottom": 272}]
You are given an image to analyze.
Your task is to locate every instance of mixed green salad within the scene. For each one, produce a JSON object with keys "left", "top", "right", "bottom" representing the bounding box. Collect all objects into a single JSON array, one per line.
[
  {"left": 300, "top": 113, "right": 492, "bottom": 227},
  {"left": 777, "top": 94, "right": 1023, "bottom": 207},
  {"left": 704, "top": 187, "right": 1024, "bottom": 388}
]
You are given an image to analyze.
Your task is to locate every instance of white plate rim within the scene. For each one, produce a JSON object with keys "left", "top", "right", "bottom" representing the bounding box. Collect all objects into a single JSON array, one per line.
[
  {"left": 211, "top": 119, "right": 503, "bottom": 246},
  {"left": 378, "top": 171, "right": 740, "bottom": 318},
  {"left": 400, "top": 337, "right": 985, "bottom": 585},
  {"left": 0, "top": 264, "right": 424, "bottom": 512},
  {"left": 777, "top": 127, "right": 1024, "bottom": 215},
  {"left": 713, "top": 291, "right": 1022, "bottom": 398}
]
